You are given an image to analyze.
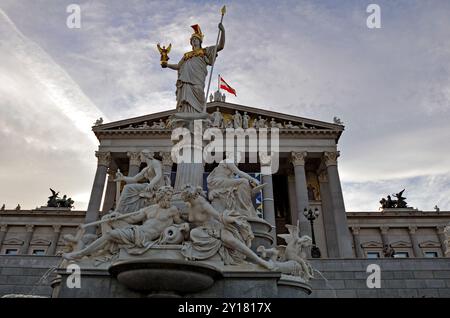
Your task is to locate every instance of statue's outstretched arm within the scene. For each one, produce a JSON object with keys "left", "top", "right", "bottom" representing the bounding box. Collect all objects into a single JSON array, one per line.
[
  {"left": 227, "top": 162, "right": 259, "bottom": 184},
  {"left": 123, "top": 168, "right": 146, "bottom": 184},
  {"left": 165, "top": 63, "right": 180, "bottom": 70}
]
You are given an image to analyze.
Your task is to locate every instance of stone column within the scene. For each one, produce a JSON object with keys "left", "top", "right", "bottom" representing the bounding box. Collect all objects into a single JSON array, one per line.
[
  {"left": 323, "top": 151, "right": 353, "bottom": 258},
  {"left": 161, "top": 152, "right": 174, "bottom": 186},
  {"left": 437, "top": 226, "right": 448, "bottom": 256},
  {"left": 259, "top": 153, "right": 276, "bottom": 245},
  {"left": 287, "top": 174, "right": 298, "bottom": 225},
  {"left": 0, "top": 224, "right": 8, "bottom": 251},
  {"left": 290, "top": 151, "right": 311, "bottom": 237},
  {"left": 380, "top": 226, "right": 390, "bottom": 247},
  {"left": 127, "top": 151, "right": 141, "bottom": 177},
  {"left": 351, "top": 227, "right": 364, "bottom": 258},
  {"left": 20, "top": 225, "right": 34, "bottom": 255},
  {"left": 84, "top": 151, "right": 111, "bottom": 233},
  {"left": 318, "top": 171, "right": 339, "bottom": 258},
  {"left": 102, "top": 168, "right": 117, "bottom": 213},
  {"left": 47, "top": 225, "right": 61, "bottom": 256},
  {"left": 408, "top": 226, "right": 423, "bottom": 257}
]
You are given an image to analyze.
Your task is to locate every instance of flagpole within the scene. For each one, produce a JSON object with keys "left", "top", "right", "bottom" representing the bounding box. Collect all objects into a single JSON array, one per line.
[{"left": 204, "top": 5, "right": 226, "bottom": 112}]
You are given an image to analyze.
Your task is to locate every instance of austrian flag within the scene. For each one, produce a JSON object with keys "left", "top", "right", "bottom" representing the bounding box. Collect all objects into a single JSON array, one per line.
[{"left": 220, "top": 76, "right": 237, "bottom": 96}]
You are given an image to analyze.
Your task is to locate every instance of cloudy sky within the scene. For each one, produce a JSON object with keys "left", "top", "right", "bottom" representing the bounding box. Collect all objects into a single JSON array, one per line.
[{"left": 0, "top": 0, "right": 449, "bottom": 211}]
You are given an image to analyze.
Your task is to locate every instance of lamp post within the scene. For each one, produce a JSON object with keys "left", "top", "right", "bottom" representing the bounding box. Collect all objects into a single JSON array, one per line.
[{"left": 303, "top": 207, "right": 321, "bottom": 258}]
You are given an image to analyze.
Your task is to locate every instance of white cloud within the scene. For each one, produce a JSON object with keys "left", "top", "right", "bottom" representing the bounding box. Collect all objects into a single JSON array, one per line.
[{"left": 0, "top": 1, "right": 449, "bottom": 210}]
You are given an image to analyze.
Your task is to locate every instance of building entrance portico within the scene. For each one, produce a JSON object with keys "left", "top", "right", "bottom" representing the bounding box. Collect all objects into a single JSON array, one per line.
[{"left": 85, "top": 101, "right": 353, "bottom": 258}]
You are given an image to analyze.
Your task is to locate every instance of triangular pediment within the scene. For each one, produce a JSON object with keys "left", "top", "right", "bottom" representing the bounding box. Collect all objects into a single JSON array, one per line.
[
  {"left": 361, "top": 241, "right": 383, "bottom": 248},
  {"left": 390, "top": 241, "right": 412, "bottom": 248},
  {"left": 419, "top": 241, "right": 441, "bottom": 248},
  {"left": 93, "top": 101, "right": 343, "bottom": 140},
  {"left": 30, "top": 239, "right": 51, "bottom": 246},
  {"left": 3, "top": 238, "right": 24, "bottom": 245}
]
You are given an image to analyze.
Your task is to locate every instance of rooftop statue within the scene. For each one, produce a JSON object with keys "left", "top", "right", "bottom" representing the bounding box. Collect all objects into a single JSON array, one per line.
[
  {"left": 379, "top": 189, "right": 408, "bottom": 209},
  {"left": 47, "top": 188, "right": 74, "bottom": 208},
  {"left": 161, "top": 22, "right": 225, "bottom": 113}
]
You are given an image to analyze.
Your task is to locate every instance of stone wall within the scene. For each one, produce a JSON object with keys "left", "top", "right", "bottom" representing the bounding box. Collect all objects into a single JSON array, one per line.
[
  {"left": 1, "top": 256, "right": 449, "bottom": 298},
  {"left": 0, "top": 255, "right": 60, "bottom": 297},
  {"left": 307, "top": 258, "right": 450, "bottom": 298}
]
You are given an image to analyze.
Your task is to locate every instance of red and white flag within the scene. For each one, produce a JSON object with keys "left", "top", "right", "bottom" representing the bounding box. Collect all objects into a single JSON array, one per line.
[{"left": 220, "top": 76, "right": 237, "bottom": 96}]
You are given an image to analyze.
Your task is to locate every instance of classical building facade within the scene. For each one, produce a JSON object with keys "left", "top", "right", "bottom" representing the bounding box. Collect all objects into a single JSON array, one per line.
[{"left": 1, "top": 101, "right": 449, "bottom": 261}]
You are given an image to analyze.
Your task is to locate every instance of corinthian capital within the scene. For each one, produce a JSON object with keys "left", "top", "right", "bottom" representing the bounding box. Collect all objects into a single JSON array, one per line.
[
  {"left": 408, "top": 226, "right": 418, "bottom": 234},
  {"left": 290, "top": 151, "right": 307, "bottom": 166},
  {"left": 127, "top": 151, "right": 141, "bottom": 166},
  {"left": 324, "top": 151, "right": 340, "bottom": 166},
  {"left": 351, "top": 227, "right": 360, "bottom": 235},
  {"left": 95, "top": 151, "right": 111, "bottom": 167},
  {"left": 161, "top": 152, "right": 174, "bottom": 166}
]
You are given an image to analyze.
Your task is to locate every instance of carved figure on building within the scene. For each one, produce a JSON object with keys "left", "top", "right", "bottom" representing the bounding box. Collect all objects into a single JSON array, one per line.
[
  {"left": 139, "top": 121, "right": 150, "bottom": 129},
  {"left": 285, "top": 121, "right": 299, "bottom": 129},
  {"left": 382, "top": 244, "right": 395, "bottom": 257},
  {"left": 1, "top": 204, "right": 5, "bottom": 211},
  {"left": 333, "top": 116, "right": 343, "bottom": 125},
  {"left": 94, "top": 117, "right": 103, "bottom": 126},
  {"left": 256, "top": 116, "right": 267, "bottom": 129},
  {"left": 232, "top": 110, "right": 242, "bottom": 128},
  {"left": 150, "top": 119, "right": 166, "bottom": 129},
  {"left": 307, "top": 184, "right": 317, "bottom": 201},
  {"left": 63, "top": 186, "right": 184, "bottom": 260},
  {"left": 242, "top": 112, "right": 250, "bottom": 129},
  {"left": 444, "top": 225, "right": 450, "bottom": 257},
  {"left": 207, "top": 152, "right": 263, "bottom": 218},
  {"left": 180, "top": 185, "right": 274, "bottom": 269},
  {"left": 210, "top": 107, "right": 224, "bottom": 128},
  {"left": 162, "top": 23, "right": 225, "bottom": 113},
  {"left": 114, "top": 150, "right": 168, "bottom": 214}
]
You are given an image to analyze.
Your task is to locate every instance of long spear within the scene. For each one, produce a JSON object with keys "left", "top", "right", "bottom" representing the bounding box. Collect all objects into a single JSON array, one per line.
[
  {"left": 204, "top": 5, "right": 226, "bottom": 112},
  {"left": 80, "top": 209, "right": 145, "bottom": 229}
]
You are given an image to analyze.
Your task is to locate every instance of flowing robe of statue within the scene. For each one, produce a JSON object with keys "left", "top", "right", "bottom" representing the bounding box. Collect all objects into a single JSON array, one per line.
[
  {"left": 181, "top": 209, "right": 253, "bottom": 265},
  {"left": 176, "top": 46, "right": 217, "bottom": 113},
  {"left": 207, "top": 158, "right": 260, "bottom": 218},
  {"left": 115, "top": 163, "right": 166, "bottom": 214}
]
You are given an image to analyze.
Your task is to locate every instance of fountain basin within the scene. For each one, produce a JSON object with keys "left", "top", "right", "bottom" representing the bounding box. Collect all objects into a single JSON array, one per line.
[{"left": 109, "top": 258, "right": 222, "bottom": 296}]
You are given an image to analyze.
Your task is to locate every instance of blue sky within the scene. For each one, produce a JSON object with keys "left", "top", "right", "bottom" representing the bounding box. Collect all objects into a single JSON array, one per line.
[{"left": 0, "top": 0, "right": 449, "bottom": 211}]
